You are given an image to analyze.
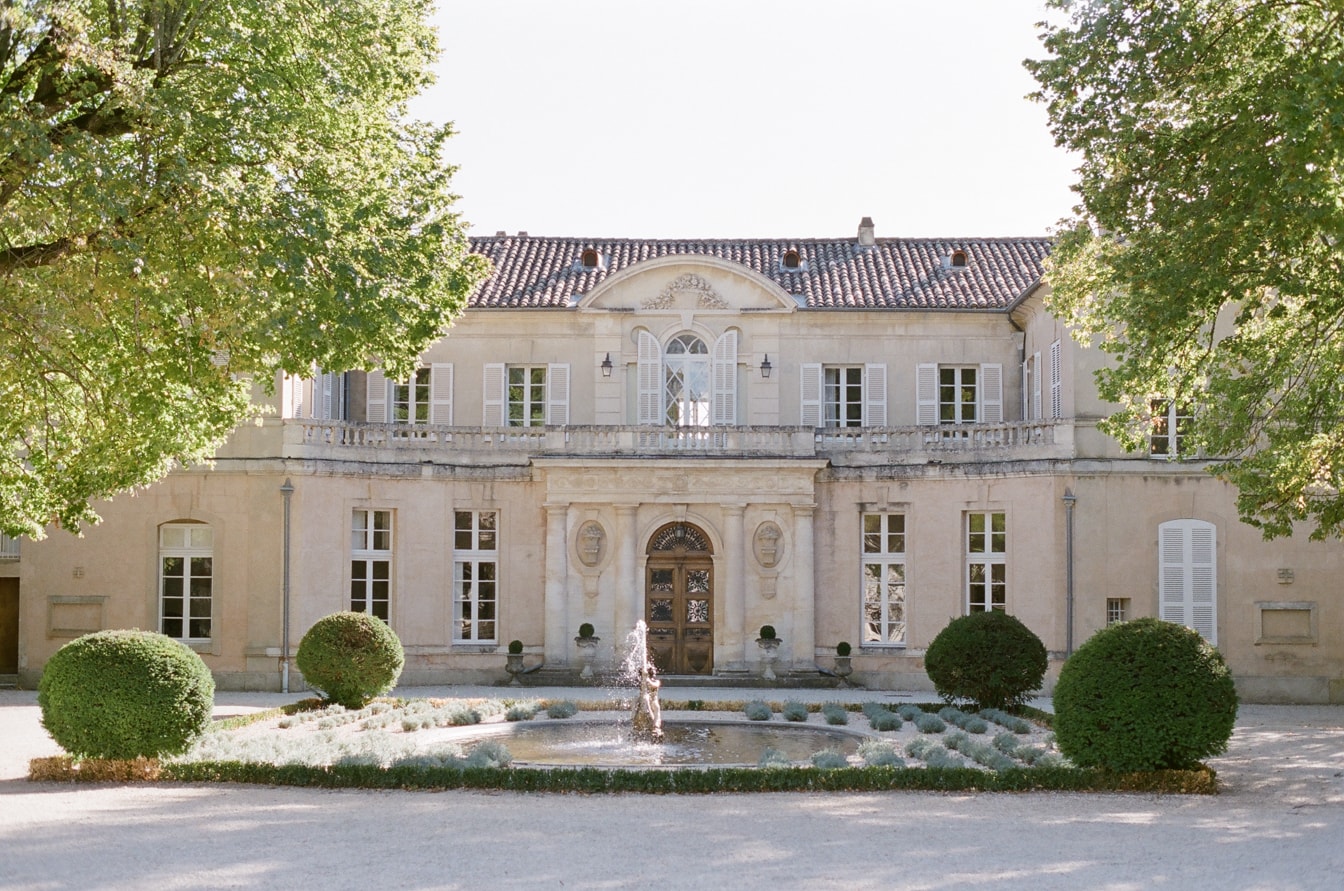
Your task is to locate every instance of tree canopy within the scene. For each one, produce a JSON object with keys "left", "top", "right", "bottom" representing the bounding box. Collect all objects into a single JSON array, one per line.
[
  {"left": 0, "top": 0, "right": 488, "bottom": 537},
  {"left": 1028, "top": 0, "right": 1344, "bottom": 539}
]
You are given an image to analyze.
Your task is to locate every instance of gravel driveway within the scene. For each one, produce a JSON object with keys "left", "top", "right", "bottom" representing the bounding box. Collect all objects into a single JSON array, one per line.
[{"left": 1, "top": 688, "right": 1341, "bottom": 890}]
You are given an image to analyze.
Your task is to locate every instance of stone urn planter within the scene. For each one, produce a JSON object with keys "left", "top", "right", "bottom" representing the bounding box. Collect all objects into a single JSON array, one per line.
[
  {"left": 756, "top": 625, "right": 782, "bottom": 681},
  {"left": 833, "top": 641, "right": 853, "bottom": 686},
  {"left": 505, "top": 640, "right": 525, "bottom": 686},
  {"left": 574, "top": 624, "right": 600, "bottom": 680}
]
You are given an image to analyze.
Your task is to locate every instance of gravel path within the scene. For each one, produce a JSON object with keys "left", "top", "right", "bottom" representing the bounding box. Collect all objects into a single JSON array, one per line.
[{"left": 2, "top": 688, "right": 1341, "bottom": 890}]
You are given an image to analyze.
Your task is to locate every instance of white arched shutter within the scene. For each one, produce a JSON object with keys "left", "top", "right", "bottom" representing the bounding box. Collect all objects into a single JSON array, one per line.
[
  {"left": 980, "top": 363, "right": 1003, "bottom": 423},
  {"left": 712, "top": 331, "right": 738, "bottom": 426},
  {"left": 547, "top": 363, "right": 570, "bottom": 426},
  {"left": 637, "top": 331, "right": 661, "bottom": 425},
  {"left": 864, "top": 363, "right": 887, "bottom": 427},
  {"left": 366, "top": 370, "right": 388, "bottom": 423},
  {"left": 430, "top": 363, "right": 453, "bottom": 425},
  {"left": 1159, "top": 519, "right": 1217, "bottom": 644},
  {"left": 916, "top": 363, "right": 938, "bottom": 425},
  {"left": 800, "top": 363, "right": 823, "bottom": 427},
  {"left": 1032, "top": 352, "right": 1042, "bottom": 420},
  {"left": 482, "top": 363, "right": 505, "bottom": 427}
]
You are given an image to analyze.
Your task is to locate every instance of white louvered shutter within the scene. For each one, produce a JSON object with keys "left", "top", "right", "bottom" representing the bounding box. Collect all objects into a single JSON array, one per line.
[
  {"left": 916, "top": 363, "right": 939, "bottom": 425},
  {"left": 864, "top": 363, "right": 887, "bottom": 426},
  {"left": 291, "top": 375, "right": 305, "bottom": 419},
  {"left": 638, "top": 331, "right": 662, "bottom": 425},
  {"left": 366, "top": 370, "right": 388, "bottom": 423},
  {"left": 1189, "top": 522, "right": 1217, "bottom": 643},
  {"left": 1159, "top": 520, "right": 1217, "bottom": 644},
  {"left": 1049, "top": 340, "right": 1062, "bottom": 419},
  {"left": 320, "top": 372, "right": 334, "bottom": 420},
  {"left": 712, "top": 331, "right": 738, "bottom": 426},
  {"left": 547, "top": 363, "right": 570, "bottom": 426},
  {"left": 430, "top": 363, "right": 453, "bottom": 425},
  {"left": 980, "top": 363, "right": 1003, "bottom": 423},
  {"left": 1032, "top": 352, "right": 1042, "bottom": 420},
  {"left": 482, "top": 363, "right": 505, "bottom": 427},
  {"left": 800, "top": 363, "right": 823, "bottom": 428}
]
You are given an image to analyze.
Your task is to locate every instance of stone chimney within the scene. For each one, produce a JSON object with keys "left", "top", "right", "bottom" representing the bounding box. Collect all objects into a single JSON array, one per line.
[{"left": 857, "top": 216, "right": 876, "bottom": 247}]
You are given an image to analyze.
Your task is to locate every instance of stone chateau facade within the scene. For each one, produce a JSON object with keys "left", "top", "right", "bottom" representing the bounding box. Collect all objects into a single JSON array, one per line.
[{"left": 2, "top": 219, "right": 1341, "bottom": 702}]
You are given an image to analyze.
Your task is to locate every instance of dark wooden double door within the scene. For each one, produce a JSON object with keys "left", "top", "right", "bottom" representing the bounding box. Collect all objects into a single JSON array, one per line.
[{"left": 645, "top": 548, "right": 714, "bottom": 675}]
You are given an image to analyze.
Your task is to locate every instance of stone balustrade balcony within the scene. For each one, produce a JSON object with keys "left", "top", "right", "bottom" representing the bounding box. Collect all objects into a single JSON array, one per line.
[{"left": 282, "top": 420, "right": 1072, "bottom": 466}]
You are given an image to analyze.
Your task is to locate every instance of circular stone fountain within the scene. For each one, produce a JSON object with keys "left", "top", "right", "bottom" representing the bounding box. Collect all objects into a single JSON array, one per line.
[{"left": 447, "top": 622, "right": 870, "bottom": 768}]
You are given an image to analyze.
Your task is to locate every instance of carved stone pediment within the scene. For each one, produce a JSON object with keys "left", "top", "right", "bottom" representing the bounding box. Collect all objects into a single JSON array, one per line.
[{"left": 642, "top": 274, "right": 729, "bottom": 310}]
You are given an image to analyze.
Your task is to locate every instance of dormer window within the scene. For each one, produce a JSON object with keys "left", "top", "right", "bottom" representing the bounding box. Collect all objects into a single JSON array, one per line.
[
  {"left": 779, "top": 249, "right": 807, "bottom": 272},
  {"left": 950, "top": 249, "right": 968, "bottom": 268},
  {"left": 580, "top": 248, "right": 602, "bottom": 270}
]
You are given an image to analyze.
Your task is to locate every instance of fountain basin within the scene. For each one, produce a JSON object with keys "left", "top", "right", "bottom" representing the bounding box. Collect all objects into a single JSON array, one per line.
[{"left": 440, "top": 716, "right": 866, "bottom": 767}]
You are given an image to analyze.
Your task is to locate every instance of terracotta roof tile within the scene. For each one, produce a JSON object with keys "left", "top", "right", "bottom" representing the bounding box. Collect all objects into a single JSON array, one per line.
[{"left": 467, "top": 235, "right": 1050, "bottom": 310}]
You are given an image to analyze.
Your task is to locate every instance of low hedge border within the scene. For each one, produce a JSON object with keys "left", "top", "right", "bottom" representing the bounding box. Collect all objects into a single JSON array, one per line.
[
  {"left": 30, "top": 755, "right": 1218, "bottom": 795},
  {"left": 158, "top": 760, "right": 1217, "bottom": 794}
]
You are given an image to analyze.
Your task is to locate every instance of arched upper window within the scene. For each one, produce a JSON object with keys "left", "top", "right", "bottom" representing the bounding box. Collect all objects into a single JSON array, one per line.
[
  {"left": 637, "top": 330, "right": 739, "bottom": 427},
  {"left": 663, "top": 334, "right": 711, "bottom": 427},
  {"left": 159, "top": 522, "right": 213, "bottom": 641},
  {"left": 580, "top": 248, "right": 601, "bottom": 269},
  {"left": 950, "top": 249, "right": 968, "bottom": 268},
  {"left": 782, "top": 249, "right": 802, "bottom": 269}
]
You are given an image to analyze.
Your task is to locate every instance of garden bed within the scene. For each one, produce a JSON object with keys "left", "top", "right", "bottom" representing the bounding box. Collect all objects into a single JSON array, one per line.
[{"left": 28, "top": 697, "right": 1219, "bottom": 794}]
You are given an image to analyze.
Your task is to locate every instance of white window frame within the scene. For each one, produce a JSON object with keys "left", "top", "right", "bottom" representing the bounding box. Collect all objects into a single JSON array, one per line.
[
  {"left": 159, "top": 523, "right": 213, "bottom": 641},
  {"left": 453, "top": 510, "right": 498, "bottom": 643},
  {"left": 965, "top": 511, "right": 1006, "bottom": 613},
  {"left": 506, "top": 365, "right": 548, "bottom": 427},
  {"left": 1106, "top": 597, "right": 1129, "bottom": 626},
  {"left": 1149, "top": 399, "right": 1195, "bottom": 459},
  {"left": 351, "top": 509, "right": 392, "bottom": 621},
  {"left": 861, "top": 513, "right": 907, "bottom": 646},
  {"left": 366, "top": 365, "right": 452, "bottom": 425},
  {"left": 1159, "top": 519, "right": 1217, "bottom": 643},
  {"left": 916, "top": 363, "right": 1002, "bottom": 425},
  {"left": 802, "top": 363, "right": 886, "bottom": 427},
  {"left": 825, "top": 366, "right": 865, "bottom": 428}
]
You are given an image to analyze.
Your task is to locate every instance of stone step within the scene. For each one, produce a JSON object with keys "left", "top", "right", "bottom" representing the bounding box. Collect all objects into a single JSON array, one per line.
[{"left": 0, "top": 674, "right": 17, "bottom": 689}]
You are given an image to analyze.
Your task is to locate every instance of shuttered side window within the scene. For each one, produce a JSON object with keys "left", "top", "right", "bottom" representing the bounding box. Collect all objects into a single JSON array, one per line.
[
  {"left": 1158, "top": 519, "right": 1217, "bottom": 644},
  {"left": 711, "top": 330, "right": 738, "bottom": 426}
]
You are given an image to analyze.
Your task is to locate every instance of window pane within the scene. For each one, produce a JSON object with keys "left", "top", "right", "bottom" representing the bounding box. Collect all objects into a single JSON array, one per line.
[
  {"left": 862, "top": 515, "right": 881, "bottom": 553},
  {"left": 162, "top": 576, "right": 183, "bottom": 599}
]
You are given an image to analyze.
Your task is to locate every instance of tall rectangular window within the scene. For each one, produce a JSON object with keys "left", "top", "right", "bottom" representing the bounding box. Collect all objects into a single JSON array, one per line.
[
  {"left": 824, "top": 367, "right": 865, "bottom": 428},
  {"left": 454, "top": 510, "right": 498, "bottom": 642},
  {"left": 940, "top": 366, "right": 978, "bottom": 423},
  {"left": 351, "top": 509, "right": 391, "bottom": 621},
  {"left": 861, "top": 513, "right": 906, "bottom": 645},
  {"left": 966, "top": 511, "right": 1006, "bottom": 612},
  {"left": 392, "top": 368, "right": 432, "bottom": 424},
  {"left": 160, "top": 524, "right": 213, "bottom": 640},
  {"left": 1149, "top": 399, "right": 1194, "bottom": 458},
  {"left": 507, "top": 366, "right": 547, "bottom": 427}
]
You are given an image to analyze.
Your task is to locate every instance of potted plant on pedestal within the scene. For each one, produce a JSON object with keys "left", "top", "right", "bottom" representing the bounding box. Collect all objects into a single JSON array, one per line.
[
  {"left": 505, "top": 639, "right": 525, "bottom": 685},
  {"left": 756, "top": 624, "right": 782, "bottom": 681},
  {"left": 833, "top": 641, "right": 853, "bottom": 686},
  {"left": 574, "top": 623, "right": 600, "bottom": 680}
]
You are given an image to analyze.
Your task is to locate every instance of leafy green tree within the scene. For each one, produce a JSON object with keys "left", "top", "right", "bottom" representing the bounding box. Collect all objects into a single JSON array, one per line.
[
  {"left": 0, "top": 0, "right": 488, "bottom": 536},
  {"left": 1027, "top": 0, "right": 1344, "bottom": 538}
]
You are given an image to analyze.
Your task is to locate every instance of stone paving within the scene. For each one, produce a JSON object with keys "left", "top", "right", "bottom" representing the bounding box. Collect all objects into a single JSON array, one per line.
[{"left": 1, "top": 687, "right": 1341, "bottom": 890}]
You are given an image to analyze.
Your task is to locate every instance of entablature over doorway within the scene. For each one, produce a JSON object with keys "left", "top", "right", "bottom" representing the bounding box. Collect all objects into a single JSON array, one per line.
[{"left": 532, "top": 458, "right": 827, "bottom": 503}]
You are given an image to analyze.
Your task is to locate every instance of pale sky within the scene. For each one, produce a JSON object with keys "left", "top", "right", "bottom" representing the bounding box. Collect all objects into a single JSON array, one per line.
[{"left": 413, "top": 0, "right": 1077, "bottom": 239}]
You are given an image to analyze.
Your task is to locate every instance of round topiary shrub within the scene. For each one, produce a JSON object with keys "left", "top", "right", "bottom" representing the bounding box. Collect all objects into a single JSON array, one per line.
[
  {"left": 1053, "top": 618, "right": 1238, "bottom": 771},
  {"left": 38, "top": 629, "right": 215, "bottom": 760},
  {"left": 296, "top": 611, "right": 404, "bottom": 709},
  {"left": 924, "top": 611, "right": 1048, "bottom": 711}
]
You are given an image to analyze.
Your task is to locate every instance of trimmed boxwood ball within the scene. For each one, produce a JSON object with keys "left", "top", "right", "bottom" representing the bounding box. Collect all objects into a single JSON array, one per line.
[
  {"left": 1054, "top": 618, "right": 1238, "bottom": 771},
  {"left": 924, "top": 611, "right": 1048, "bottom": 711},
  {"left": 38, "top": 629, "right": 215, "bottom": 760},
  {"left": 296, "top": 611, "right": 405, "bottom": 709}
]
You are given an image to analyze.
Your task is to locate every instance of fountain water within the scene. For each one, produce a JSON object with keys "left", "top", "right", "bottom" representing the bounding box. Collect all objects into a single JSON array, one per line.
[{"left": 624, "top": 620, "right": 663, "bottom": 742}]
